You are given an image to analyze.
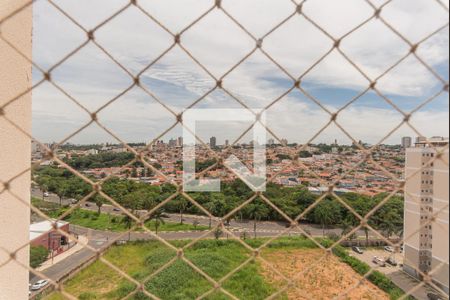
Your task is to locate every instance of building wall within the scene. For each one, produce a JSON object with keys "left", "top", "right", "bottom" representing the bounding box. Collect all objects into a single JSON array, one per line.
[
  {"left": 404, "top": 149, "right": 422, "bottom": 269},
  {"left": 0, "top": 1, "right": 32, "bottom": 299},
  {"left": 402, "top": 137, "right": 412, "bottom": 149},
  {"left": 432, "top": 149, "right": 449, "bottom": 293},
  {"left": 404, "top": 146, "right": 449, "bottom": 295},
  {"left": 31, "top": 224, "right": 70, "bottom": 251}
]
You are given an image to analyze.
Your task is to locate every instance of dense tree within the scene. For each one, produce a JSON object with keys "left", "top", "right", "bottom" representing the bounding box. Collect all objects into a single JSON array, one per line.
[
  {"left": 175, "top": 198, "right": 188, "bottom": 225},
  {"left": 64, "top": 152, "right": 136, "bottom": 170},
  {"left": 150, "top": 210, "right": 166, "bottom": 235},
  {"left": 141, "top": 194, "right": 157, "bottom": 211},
  {"left": 94, "top": 195, "right": 105, "bottom": 214},
  {"left": 195, "top": 160, "right": 217, "bottom": 173},
  {"left": 245, "top": 201, "right": 270, "bottom": 238},
  {"left": 276, "top": 154, "right": 291, "bottom": 160},
  {"left": 30, "top": 246, "right": 49, "bottom": 268},
  {"left": 371, "top": 193, "right": 404, "bottom": 238},
  {"left": 121, "top": 213, "right": 134, "bottom": 241},
  {"left": 55, "top": 180, "right": 69, "bottom": 206},
  {"left": 33, "top": 166, "right": 406, "bottom": 239},
  {"left": 299, "top": 151, "right": 313, "bottom": 158},
  {"left": 339, "top": 219, "right": 354, "bottom": 238},
  {"left": 313, "top": 199, "right": 343, "bottom": 236},
  {"left": 40, "top": 183, "right": 48, "bottom": 200},
  {"left": 203, "top": 201, "right": 216, "bottom": 229},
  {"left": 316, "top": 144, "right": 333, "bottom": 154},
  {"left": 208, "top": 193, "right": 229, "bottom": 218}
]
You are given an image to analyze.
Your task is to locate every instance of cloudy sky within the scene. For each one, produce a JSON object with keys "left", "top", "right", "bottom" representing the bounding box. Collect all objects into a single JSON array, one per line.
[{"left": 32, "top": 0, "right": 449, "bottom": 145}]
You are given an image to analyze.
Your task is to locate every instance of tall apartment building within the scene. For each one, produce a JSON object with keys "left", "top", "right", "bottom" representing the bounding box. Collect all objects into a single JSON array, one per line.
[
  {"left": 177, "top": 137, "right": 184, "bottom": 147},
  {"left": 404, "top": 137, "right": 449, "bottom": 294},
  {"left": 210, "top": 136, "right": 217, "bottom": 149},
  {"left": 168, "top": 138, "right": 177, "bottom": 148},
  {"left": 402, "top": 136, "right": 412, "bottom": 148},
  {"left": 31, "top": 140, "right": 44, "bottom": 159}
]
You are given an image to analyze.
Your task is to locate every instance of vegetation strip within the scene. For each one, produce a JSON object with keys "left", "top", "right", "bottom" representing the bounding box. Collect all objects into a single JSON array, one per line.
[
  {"left": 34, "top": 164, "right": 404, "bottom": 241},
  {"left": 40, "top": 238, "right": 411, "bottom": 300},
  {"left": 326, "top": 242, "right": 414, "bottom": 300}
]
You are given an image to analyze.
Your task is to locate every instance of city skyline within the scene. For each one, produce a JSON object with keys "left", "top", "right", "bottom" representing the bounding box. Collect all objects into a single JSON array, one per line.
[{"left": 35, "top": 135, "right": 449, "bottom": 148}]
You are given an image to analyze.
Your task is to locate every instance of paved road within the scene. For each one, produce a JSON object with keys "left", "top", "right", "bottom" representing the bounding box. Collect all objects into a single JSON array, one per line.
[{"left": 29, "top": 233, "right": 99, "bottom": 297}]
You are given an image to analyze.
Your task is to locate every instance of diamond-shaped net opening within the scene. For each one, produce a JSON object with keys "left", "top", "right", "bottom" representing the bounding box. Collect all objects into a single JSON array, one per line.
[{"left": 0, "top": 0, "right": 449, "bottom": 299}]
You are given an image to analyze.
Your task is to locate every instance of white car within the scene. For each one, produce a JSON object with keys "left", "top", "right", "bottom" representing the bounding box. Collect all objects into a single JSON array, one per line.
[
  {"left": 372, "top": 256, "right": 386, "bottom": 267},
  {"left": 384, "top": 246, "right": 395, "bottom": 253},
  {"left": 30, "top": 280, "right": 48, "bottom": 291},
  {"left": 43, "top": 192, "right": 49, "bottom": 197}
]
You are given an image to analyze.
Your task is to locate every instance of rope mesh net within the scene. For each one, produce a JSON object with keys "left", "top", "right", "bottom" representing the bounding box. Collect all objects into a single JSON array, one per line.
[{"left": 0, "top": 0, "right": 449, "bottom": 299}]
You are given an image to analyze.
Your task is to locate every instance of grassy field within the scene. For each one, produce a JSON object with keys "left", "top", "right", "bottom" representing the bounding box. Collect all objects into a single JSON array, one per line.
[
  {"left": 62, "top": 209, "right": 210, "bottom": 232},
  {"left": 41, "top": 237, "right": 399, "bottom": 300},
  {"left": 32, "top": 197, "right": 61, "bottom": 215},
  {"left": 31, "top": 198, "right": 209, "bottom": 233},
  {"left": 43, "top": 239, "right": 285, "bottom": 300},
  {"left": 261, "top": 248, "right": 389, "bottom": 300},
  {"left": 33, "top": 198, "right": 406, "bottom": 299}
]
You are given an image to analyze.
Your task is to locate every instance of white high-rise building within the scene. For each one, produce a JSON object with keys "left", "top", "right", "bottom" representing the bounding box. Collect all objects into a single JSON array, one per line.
[
  {"left": 210, "top": 136, "right": 217, "bottom": 149},
  {"left": 402, "top": 136, "right": 412, "bottom": 148},
  {"left": 168, "top": 138, "right": 177, "bottom": 148},
  {"left": 404, "top": 137, "right": 449, "bottom": 294},
  {"left": 177, "top": 137, "right": 183, "bottom": 147}
]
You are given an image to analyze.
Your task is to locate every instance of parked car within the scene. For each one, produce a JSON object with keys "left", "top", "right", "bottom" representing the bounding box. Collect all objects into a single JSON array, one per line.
[
  {"left": 372, "top": 256, "right": 386, "bottom": 267},
  {"left": 386, "top": 257, "right": 398, "bottom": 266},
  {"left": 112, "top": 208, "right": 121, "bottom": 212},
  {"left": 427, "top": 293, "right": 444, "bottom": 300},
  {"left": 352, "top": 246, "right": 364, "bottom": 254},
  {"left": 43, "top": 192, "right": 49, "bottom": 197},
  {"left": 384, "top": 246, "right": 395, "bottom": 253},
  {"left": 30, "top": 280, "right": 48, "bottom": 291}
]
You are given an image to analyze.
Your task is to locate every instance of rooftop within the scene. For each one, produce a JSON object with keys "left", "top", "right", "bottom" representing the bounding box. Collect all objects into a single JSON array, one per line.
[{"left": 30, "top": 220, "right": 69, "bottom": 241}]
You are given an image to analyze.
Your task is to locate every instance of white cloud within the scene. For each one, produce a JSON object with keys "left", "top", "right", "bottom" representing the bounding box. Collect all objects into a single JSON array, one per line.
[{"left": 31, "top": 0, "right": 449, "bottom": 144}]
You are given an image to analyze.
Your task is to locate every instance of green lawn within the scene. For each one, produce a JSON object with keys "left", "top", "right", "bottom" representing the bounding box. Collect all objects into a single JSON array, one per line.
[
  {"left": 42, "top": 260, "right": 136, "bottom": 300},
  {"left": 31, "top": 199, "right": 209, "bottom": 233},
  {"left": 32, "top": 197, "right": 61, "bottom": 215},
  {"left": 63, "top": 209, "right": 209, "bottom": 232},
  {"left": 43, "top": 237, "right": 411, "bottom": 300},
  {"left": 44, "top": 239, "right": 294, "bottom": 300}
]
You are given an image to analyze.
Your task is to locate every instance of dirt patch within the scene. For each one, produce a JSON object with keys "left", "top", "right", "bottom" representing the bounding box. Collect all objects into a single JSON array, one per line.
[{"left": 261, "top": 249, "right": 389, "bottom": 300}]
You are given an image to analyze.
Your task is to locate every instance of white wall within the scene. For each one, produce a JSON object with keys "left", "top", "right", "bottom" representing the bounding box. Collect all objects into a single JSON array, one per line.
[{"left": 0, "top": 1, "right": 32, "bottom": 299}]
